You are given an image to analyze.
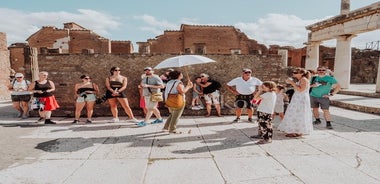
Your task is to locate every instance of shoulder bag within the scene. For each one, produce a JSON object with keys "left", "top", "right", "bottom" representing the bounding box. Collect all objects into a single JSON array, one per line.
[
  {"left": 165, "top": 81, "right": 184, "bottom": 108},
  {"left": 147, "top": 77, "right": 163, "bottom": 102}
]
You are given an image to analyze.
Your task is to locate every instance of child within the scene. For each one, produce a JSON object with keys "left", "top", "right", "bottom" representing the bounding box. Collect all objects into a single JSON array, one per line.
[
  {"left": 191, "top": 76, "right": 203, "bottom": 110},
  {"left": 273, "top": 84, "right": 288, "bottom": 120},
  {"left": 251, "top": 81, "right": 277, "bottom": 144}
]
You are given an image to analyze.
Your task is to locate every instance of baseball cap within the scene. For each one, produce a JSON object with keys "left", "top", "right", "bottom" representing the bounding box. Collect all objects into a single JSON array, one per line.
[
  {"left": 144, "top": 67, "right": 153, "bottom": 71},
  {"left": 15, "top": 73, "right": 24, "bottom": 78},
  {"left": 200, "top": 73, "right": 209, "bottom": 78},
  {"left": 242, "top": 68, "right": 252, "bottom": 73}
]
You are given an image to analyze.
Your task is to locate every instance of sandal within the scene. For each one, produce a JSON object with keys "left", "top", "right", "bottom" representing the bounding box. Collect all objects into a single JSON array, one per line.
[{"left": 256, "top": 139, "right": 272, "bottom": 144}]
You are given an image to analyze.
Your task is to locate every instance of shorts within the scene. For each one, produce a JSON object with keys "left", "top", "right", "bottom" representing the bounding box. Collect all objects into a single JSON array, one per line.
[
  {"left": 310, "top": 96, "right": 330, "bottom": 110},
  {"left": 144, "top": 96, "right": 159, "bottom": 109},
  {"left": 76, "top": 93, "right": 96, "bottom": 103},
  {"left": 234, "top": 94, "right": 253, "bottom": 108},
  {"left": 11, "top": 94, "right": 32, "bottom": 102},
  {"left": 204, "top": 90, "right": 220, "bottom": 105}
]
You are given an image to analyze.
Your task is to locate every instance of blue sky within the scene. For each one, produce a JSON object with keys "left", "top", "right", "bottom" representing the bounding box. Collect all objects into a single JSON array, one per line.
[{"left": 0, "top": 0, "right": 379, "bottom": 50}]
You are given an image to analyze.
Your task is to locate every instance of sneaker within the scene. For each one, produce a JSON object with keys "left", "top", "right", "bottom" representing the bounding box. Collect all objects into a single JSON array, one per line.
[
  {"left": 326, "top": 122, "right": 333, "bottom": 129},
  {"left": 17, "top": 112, "right": 23, "bottom": 118},
  {"left": 35, "top": 117, "right": 44, "bottom": 123},
  {"left": 85, "top": 119, "right": 92, "bottom": 124},
  {"left": 72, "top": 120, "right": 79, "bottom": 124},
  {"left": 232, "top": 118, "right": 240, "bottom": 123},
  {"left": 129, "top": 118, "right": 139, "bottom": 123},
  {"left": 191, "top": 106, "right": 201, "bottom": 110},
  {"left": 248, "top": 118, "right": 253, "bottom": 122},
  {"left": 21, "top": 115, "right": 29, "bottom": 119},
  {"left": 250, "top": 135, "right": 262, "bottom": 139},
  {"left": 45, "top": 119, "right": 56, "bottom": 124},
  {"left": 197, "top": 105, "right": 204, "bottom": 109},
  {"left": 313, "top": 119, "right": 322, "bottom": 125},
  {"left": 151, "top": 119, "right": 164, "bottom": 124},
  {"left": 110, "top": 118, "right": 119, "bottom": 123},
  {"left": 136, "top": 121, "right": 147, "bottom": 127}
]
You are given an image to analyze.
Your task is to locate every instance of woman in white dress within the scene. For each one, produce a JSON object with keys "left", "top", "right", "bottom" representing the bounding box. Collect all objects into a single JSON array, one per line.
[{"left": 278, "top": 68, "right": 313, "bottom": 137}]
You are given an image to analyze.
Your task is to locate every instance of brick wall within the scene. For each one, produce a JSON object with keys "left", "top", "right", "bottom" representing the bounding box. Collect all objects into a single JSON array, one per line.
[{"left": 28, "top": 53, "right": 287, "bottom": 117}]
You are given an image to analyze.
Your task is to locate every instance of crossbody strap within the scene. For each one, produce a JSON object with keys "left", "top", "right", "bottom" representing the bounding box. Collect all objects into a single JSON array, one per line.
[
  {"left": 146, "top": 77, "right": 153, "bottom": 94},
  {"left": 167, "top": 81, "right": 177, "bottom": 94}
]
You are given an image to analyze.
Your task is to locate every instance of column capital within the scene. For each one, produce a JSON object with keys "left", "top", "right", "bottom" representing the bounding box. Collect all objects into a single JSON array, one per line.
[{"left": 336, "top": 34, "right": 357, "bottom": 41}]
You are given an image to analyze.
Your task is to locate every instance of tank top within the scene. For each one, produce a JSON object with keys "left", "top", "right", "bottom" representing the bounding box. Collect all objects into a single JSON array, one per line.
[{"left": 34, "top": 80, "right": 53, "bottom": 97}]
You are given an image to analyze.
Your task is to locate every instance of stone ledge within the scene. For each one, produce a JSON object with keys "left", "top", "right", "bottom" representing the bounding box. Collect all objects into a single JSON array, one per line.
[{"left": 331, "top": 100, "right": 380, "bottom": 114}]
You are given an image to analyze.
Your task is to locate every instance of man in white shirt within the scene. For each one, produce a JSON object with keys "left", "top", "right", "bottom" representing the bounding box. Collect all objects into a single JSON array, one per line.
[{"left": 226, "top": 68, "right": 262, "bottom": 123}]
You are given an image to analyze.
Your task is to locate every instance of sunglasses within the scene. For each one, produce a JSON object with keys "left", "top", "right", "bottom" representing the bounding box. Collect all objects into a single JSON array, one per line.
[
  {"left": 292, "top": 72, "right": 299, "bottom": 74},
  {"left": 84, "top": 77, "right": 90, "bottom": 79},
  {"left": 16, "top": 77, "right": 23, "bottom": 78},
  {"left": 244, "top": 72, "right": 251, "bottom": 74},
  {"left": 114, "top": 69, "right": 121, "bottom": 71},
  {"left": 317, "top": 69, "right": 326, "bottom": 72}
]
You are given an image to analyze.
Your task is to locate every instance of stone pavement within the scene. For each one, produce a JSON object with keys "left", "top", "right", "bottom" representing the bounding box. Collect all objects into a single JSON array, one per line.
[{"left": 0, "top": 101, "right": 380, "bottom": 183}]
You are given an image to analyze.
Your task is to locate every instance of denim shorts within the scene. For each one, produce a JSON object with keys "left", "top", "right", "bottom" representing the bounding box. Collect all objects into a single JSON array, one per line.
[{"left": 76, "top": 93, "right": 96, "bottom": 103}]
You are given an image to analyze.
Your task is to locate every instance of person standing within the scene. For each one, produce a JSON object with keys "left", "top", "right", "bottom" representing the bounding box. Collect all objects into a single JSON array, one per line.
[
  {"left": 278, "top": 68, "right": 313, "bottom": 137},
  {"left": 191, "top": 76, "right": 203, "bottom": 110},
  {"left": 73, "top": 75, "right": 99, "bottom": 124},
  {"left": 105, "top": 66, "right": 138, "bottom": 123},
  {"left": 309, "top": 66, "right": 341, "bottom": 129},
  {"left": 163, "top": 70, "right": 193, "bottom": 133},
  {"left": 251, "top": 81, "right": 277, "bottom": 144},
  {"left": 197, "top": 73, "right": 222, "bottom": 117},
  {"left": 273, "top": 84, "right": 288, "bottom": 120},
  {"left": 8, "top": 73, "right": 32, "bottom": 119},
  {"left": 226, "top": 68, "right": 262, "bottom": 122},
  {"left": 28, "top": 71, "right": 60, "bottom": 124},
  {"left": 136, "top": 67, "right": 165, "bottom": 127}
]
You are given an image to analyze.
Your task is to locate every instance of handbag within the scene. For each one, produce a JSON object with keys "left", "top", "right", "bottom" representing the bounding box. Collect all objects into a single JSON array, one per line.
[
  {"left": 165, "top": 81, "right": 184, "bottom": 108},
  {"left": 150, "top": 92, "right": 163, "bottom": 102},
  {"left": 146, "top": 77, "right": 163, "bottom": 102},
  {"left": 31, "top": 97, "right": 44, "bottom": 111}
]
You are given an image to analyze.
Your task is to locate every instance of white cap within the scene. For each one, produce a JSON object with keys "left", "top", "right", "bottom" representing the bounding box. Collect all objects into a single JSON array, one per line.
[{"left": 15, "top": 73, "right": 24, "bottom": 78}]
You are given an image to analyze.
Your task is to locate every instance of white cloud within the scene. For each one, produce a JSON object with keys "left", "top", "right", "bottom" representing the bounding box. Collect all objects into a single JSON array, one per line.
[
  {"left": 0, "top": 8, "right": 120, "bottom": 44},
  {"left": 235, "top": 14, "right": 321, "bottom": 48},
  {"left": 134, "top": 15, "right": 178, "bottom": 31}
]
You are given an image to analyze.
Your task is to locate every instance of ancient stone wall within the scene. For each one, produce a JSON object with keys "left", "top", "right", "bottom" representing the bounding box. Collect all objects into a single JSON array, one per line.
[
  {"left": 29, "top": 53, "right": 287, "bottom": 117},
  {"left": 351, "top": 50, "right": 380, "bottom": 83},
  {"left": 0, "top": 32, "right": 11, "bottom": 100}
]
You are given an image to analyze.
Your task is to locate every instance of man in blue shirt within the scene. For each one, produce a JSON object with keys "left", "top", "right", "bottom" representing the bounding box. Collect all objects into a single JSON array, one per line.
[{"left": 309, "top": 66, "right": 341, "bottom": 129}]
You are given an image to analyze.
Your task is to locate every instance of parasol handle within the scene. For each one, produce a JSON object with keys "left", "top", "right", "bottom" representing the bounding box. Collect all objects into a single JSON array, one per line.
[{"left": 184, "top": 66, "right": 190, "bottom": 81}]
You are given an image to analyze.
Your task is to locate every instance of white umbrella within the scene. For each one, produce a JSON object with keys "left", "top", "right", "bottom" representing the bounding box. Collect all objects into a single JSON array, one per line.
[
  {"left": 154, "top": 55, "right": 216, "bottom": 69},
  {"left": 154, "top": 55, "right": 217, "bottom": 80}
]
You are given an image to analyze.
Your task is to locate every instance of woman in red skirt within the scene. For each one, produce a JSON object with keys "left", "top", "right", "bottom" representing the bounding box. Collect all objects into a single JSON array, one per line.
[{"left": 28, "top": 71, "right": 60, "bottom": 124}]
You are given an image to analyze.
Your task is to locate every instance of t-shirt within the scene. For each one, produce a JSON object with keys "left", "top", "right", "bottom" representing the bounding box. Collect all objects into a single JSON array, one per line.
[
  {"left": 227, "top": 76, "right": 262, "bottom": 95},
  {"left": 11, "top": 80, "right": 31, "bottom": 95},
  {"left": 310, "top": 75, "right": 337, "bottom": 98},
  {"left": 142, "top": 75, "right": 164, "bottom": 96},
  {"left": 257, "top": 91, "right": 276, "bottom": 114},
  {"left": 203, "top": 80, "right": 221, "bottom": 94}
]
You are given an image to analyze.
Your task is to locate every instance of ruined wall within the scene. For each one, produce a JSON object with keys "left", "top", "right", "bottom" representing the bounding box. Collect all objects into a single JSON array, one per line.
[
  {"left": 150, "top": 32, "right": 183, "bottom": 54},
  {"left": 111, "top": 41, "right": 133, "bottom": 54},
  {"left": 69, "top": 31, "right": 110, "bottom": 54},
  {"left": 351, "top": 50, "right": 380, "bottom": 83},
  {"left": 27, "top": 27, "right": 69, "bottom": 53},
  {"left": 0, "top": 32, "right": 11, "bottom": 100},
  {"left": 30, "top": 54, "right": 287, "bottom": 117}
]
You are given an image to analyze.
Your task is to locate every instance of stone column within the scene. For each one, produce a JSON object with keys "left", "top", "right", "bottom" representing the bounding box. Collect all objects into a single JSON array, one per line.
[
  {"left": 340, "top": 0, "right": 350, "bottom": 15},
  {"left": 29, "top": 47, "right": 39, "bottom": 81},
  {"left": 305, "top": 41, "right": 321, "bottom": 70},
  {"left": 334, "top": 34, "right": 356, "bottom": 89},
  {"left": 376, "top": 57, "right": 380, "bottom": 93}
]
